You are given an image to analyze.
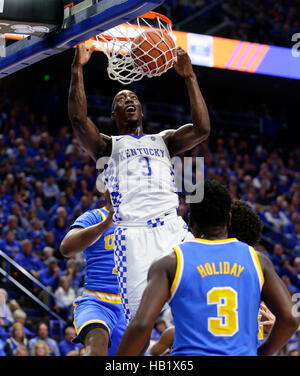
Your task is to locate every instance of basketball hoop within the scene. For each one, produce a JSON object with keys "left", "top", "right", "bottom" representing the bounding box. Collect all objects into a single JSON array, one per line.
[{"left": 95, "top": 11, "right": 177, "bottom": 85}]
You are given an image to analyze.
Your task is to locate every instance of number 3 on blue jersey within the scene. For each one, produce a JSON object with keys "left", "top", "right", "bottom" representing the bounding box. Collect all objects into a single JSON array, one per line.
[
  {"left": 139, "top": 156, "right": 152, "bottom": 176},
  {"left": 207, "top": 287, "right": 238, "bottom": 336}
]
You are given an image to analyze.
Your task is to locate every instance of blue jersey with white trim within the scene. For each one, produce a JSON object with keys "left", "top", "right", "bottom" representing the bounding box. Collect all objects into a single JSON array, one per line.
[
  {"left": 169, "top": 238, "right": 263, "bottom": 356},
  {"left": 70, "top": 208, "right": 119, "bottom": 294}
]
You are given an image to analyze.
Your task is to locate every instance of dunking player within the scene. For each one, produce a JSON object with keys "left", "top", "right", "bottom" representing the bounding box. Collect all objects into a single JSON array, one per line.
[
  {"left": 60, "top": 198, "right": 126, "bottom": 356},
  {"left": 116, "top": 180, "right": 298, "bottom": 356},
  {"left": 68, "top": 43, "right": 210, "bottom": 323}
]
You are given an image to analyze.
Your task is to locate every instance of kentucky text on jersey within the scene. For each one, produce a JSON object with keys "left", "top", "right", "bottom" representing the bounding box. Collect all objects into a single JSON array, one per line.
[
  {"left": 197, "top": 261, "right": 245, "bottom": 278},
  {"left": 119, "top": 147, "right": 165, "bottom": 161}
]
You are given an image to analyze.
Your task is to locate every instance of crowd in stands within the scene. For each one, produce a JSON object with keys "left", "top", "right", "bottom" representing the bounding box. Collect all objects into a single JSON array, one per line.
[
  {"left": 0, "top": 72, "right": 300, "bottom": 356},
  {"left": 159, "top": 0, "right": 300, "bottom": 48}
]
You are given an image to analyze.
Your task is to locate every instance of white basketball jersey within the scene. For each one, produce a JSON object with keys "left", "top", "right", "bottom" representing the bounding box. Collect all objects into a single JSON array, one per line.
[{"left": 102, "top": 134, "right": 179, "bottom": 223}]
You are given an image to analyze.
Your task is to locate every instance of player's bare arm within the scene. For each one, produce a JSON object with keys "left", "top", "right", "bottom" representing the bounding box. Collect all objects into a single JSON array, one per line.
[
  {"left": 116, "top": 253, "right": 176, "bottom": 356},
  {"left": 68, "top": 43, "right": 112, "bottom": 161},
  {"left": 257, "top": 252, "right": 299, "bottom": 356},
  {"left": 148, "top": 326, "right": 175, "bottom": 356},
  {"left": 60, "top": 210, "right": 114, "bottom": 258},
  {"left": 163, "top": 47, "right": 210, "bottom": 157}
]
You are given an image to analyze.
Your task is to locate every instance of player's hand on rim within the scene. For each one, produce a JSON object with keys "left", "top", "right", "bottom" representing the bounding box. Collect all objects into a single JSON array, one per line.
[
  {"left": 73, "top": 42, "right": 96, "bottom": 67},
  {"left": 173, "top": 47, "right": 195, "bottom": 79}
]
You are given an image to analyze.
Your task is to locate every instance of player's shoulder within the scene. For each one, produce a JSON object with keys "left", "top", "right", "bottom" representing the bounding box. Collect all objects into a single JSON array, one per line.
[
  {"left": 92, "top": 207, "right": 109, "bottom": 221},
  {"left": 158, "top": 129, "right": 176, "bottom": 139},
  {"left": 255, "top": 250, "right": 274, "bottom": 273},
  {"left": 100, "top": 133, "right": 112, "bottom": 141},
  {"left": 77, "top": 208, "right": 106, "bottom": 223}
]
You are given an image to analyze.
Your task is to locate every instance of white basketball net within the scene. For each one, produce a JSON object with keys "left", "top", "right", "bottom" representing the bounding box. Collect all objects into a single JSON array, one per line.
[{"left": 95, "top": 12, "right": 177, "bottom": 85}]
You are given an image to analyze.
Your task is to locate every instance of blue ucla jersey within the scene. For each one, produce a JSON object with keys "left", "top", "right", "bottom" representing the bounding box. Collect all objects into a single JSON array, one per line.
[
  {"left": 169, "top": 238, "right": 264, "bottom": 356},
  {"left": 70, "top": 208, "right": 118, "bottom": 294}
]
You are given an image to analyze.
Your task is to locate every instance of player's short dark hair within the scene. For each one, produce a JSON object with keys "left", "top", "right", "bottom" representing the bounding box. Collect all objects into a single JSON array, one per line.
[
  {"left": 190, "top": 179, "right": 232, "bottom": 229},
  {"left": 228, "top": 199, "right": 263, "bottom": 246}
]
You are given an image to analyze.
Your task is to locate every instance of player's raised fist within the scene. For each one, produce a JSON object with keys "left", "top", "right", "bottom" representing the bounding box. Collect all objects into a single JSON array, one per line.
[{"left": 72, "top": 42, "right": 96, "bottom": 67}]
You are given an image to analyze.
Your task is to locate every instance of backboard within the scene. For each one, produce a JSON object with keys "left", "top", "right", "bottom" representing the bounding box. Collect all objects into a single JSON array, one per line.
[{"left": 0, "top": 0, "right": 164, "bottom": 78}]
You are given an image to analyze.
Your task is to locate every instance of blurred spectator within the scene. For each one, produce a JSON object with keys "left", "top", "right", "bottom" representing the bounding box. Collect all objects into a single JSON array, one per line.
[
  {"left": 10, "top": 202, "right": 31, "bottom": 232},
  {"left": 54, "top": 276, "right": 76, "bottom": 321},
  {"left": 15, "top": 345, "right": 29, "bottom": 356},
  {"left": 265, "top": 203, "right": 290, "bottom": 232},
  {"left": 278, "top": 259, "right": 300, "bottom": 292},
  {"left": 38, "top": 257, "right": 63, "bottom": 292},
  {"left": 0, "top": 203, "right": 7, "bottom": 234},
  {"left": 63, "top": 259, "right": 84, "bottom": 294},
  {"left": 269, "top": 243, "right": 285, "bottom": 271},
  {"left": 24, "top": 157, "right": 44, "bottom": 180},
  {"left": 42, "top": 246, "right": 55, "bottom": 263},
  {"left": 13, "top": 309, "right": 34, "bottom": 338},
  {"left": 0, "top": 229, "right": 22, "bottom": 258},
  {"left": 72, "top": 195, "right": 92, "bottom": 218},
  {"left": 33, "top": 181, "right": 50, "bottom": 210},
  {"left": 44, "top": 231, "right": 57, "bottom": 250},
  {"left": 284, "top": 213, "right": 300, "bottom": 235},
  {"left": 52, "top": 217, "right": 68, "bottom": 249},
  {"left": 7, "top": 300, "right": 20, "bottom": 315},
  {"left": 32, "top": 340, "right": 50, "bottom": 356},
  {"left": 286, "top": 223, "right": 300, "bottom": 257},
  {"left": 0, "top": 289, "right": 14, "bottom": 331},
  {"left": 294, "top": 257, "right": 300, "bottom": 286},
  {"left": 28, "top": 321, "right": 60, "bottom": 356},
  {"left": 32, "top": 197, "right": 48, "bottom": 225},
  {"left": 31, "top": 233, "right": 46, "bottom": 258},
  {"left": 58, "top": 326, "right": 81, "bottom": 356},
  {"left": 14, "top": 239, "right": 44, "bottom": 279},
  {"left": 0, "top": 338, "right": 6, "bottom": 356},
  {"left": 281, "top": 275, "right": 298, "bottom": 294},
  {"left": 43, "top": 175, "right": 59, "bottom": 205},
  {"left": 3, "top": 215, "right": 26, "bottom": 241},
  {"left": 4, "top": 322, "right": 29, "bottom": 356},
  {"left": 287, "top": 330, "right": 300, "bottom": 356}
]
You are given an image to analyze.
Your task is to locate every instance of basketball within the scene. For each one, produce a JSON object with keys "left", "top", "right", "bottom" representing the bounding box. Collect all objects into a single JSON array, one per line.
[{"left": 131, "top": 30, "right": 176, "bottom": 74}]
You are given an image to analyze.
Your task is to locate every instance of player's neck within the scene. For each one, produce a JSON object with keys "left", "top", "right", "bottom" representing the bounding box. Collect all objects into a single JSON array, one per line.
[
  {"left": 119, "top": 123, "right": 143, "bottom": 136},
  {"left": 193, "top": 226, "right": 228, "bottom": 241}
]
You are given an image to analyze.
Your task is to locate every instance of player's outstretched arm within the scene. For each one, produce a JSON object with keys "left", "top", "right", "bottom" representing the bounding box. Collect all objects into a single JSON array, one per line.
[
  {"left": 116, "top": 254, "right": 176, "bottom": 356},
  {"left": 60, "top": 210, "right": 113, "bottom": 258},
  {"left": 163, "top": 47, "right": 210, "bottom": 156},
  {"left": 68, "top": 43, "right": 111, "bottom": 161},
  {"left": 257, "top": 253, "right": 299, "bottom": 356}
]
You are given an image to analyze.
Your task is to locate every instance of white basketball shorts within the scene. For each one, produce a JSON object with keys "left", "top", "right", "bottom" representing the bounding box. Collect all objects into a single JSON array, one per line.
[{"left": 114, "top": 211, "right": 194, "bottom": 323}]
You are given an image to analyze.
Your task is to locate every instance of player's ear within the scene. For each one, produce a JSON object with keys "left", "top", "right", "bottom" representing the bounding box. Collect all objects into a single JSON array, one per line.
[{"left": 111, "top": 111, "right": 115, "bottom": 120}]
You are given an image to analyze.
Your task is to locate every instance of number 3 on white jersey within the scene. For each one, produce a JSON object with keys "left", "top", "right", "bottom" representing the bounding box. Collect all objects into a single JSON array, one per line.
[{"left": 207, "top": 287, "right": 238, "bottom": 336}]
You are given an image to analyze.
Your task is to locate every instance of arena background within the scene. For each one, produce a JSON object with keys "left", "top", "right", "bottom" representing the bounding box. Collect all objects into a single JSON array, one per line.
[{"left": 0, "top": 0, "right": 300, "bottom": 357}]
